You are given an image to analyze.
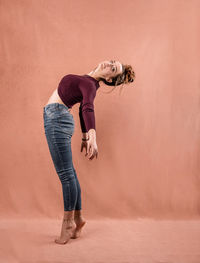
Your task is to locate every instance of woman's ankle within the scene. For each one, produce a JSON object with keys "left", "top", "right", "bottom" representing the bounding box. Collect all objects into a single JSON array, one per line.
[
  {"left": 74, "top": 209, "right": 83, "bottom": 219},
  {"left": 63, "top": 210, "right": 75, "bottom": 221}
]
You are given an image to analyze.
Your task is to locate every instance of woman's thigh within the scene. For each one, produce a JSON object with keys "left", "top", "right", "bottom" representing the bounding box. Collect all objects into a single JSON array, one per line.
[{"left": 43, "top": 104, "right": 75, "bottom": 181}]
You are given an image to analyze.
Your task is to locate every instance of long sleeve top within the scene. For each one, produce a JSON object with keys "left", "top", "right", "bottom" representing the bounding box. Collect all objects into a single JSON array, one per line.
[{"left": 57, "top": 74, "right": 100, "bottom": 133}]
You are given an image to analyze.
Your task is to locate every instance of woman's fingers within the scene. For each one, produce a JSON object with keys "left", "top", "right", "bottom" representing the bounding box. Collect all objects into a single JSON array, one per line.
[
  {"left": 88, "top": 144, "right": 93, "bottom": 159},
  {"left": 80, "top": 142, "right": 89, "bottom": 156},
  {"left": 80, "top": 143, "right": 83, "bottom": 152},
  {"left": 88, "top": 147, "right": 98, "bottom": 160},
  {"left": 85, "top": 142, "right": 90, "bottom": 156},
  {"left": 81, "top": 142, "right": 86, "bottom": 154}
]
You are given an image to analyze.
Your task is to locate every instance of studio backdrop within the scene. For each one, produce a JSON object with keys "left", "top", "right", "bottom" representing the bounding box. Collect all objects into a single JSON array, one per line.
[{"left": 0, "top": 0, "right": 200, "bottom": 220}]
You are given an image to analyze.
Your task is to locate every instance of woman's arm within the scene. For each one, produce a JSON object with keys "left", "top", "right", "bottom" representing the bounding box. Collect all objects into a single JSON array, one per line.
[{"left": 79, "top": 82, "right": 98, "bottom": 160}]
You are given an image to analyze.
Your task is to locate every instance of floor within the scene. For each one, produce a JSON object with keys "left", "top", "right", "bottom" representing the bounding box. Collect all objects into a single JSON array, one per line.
[{"left": 1, "top": 217, "right": 200, "bottom": 263}]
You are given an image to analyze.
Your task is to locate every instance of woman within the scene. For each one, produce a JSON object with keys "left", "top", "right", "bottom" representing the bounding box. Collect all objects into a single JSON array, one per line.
[{"left": 43, "top": 60, "right": 135, "bottom": 244}]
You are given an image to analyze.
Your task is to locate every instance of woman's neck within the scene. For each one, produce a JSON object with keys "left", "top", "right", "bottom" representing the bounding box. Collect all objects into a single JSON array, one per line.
[{"left": 87, "top": 70, "right": 100, "bottom": 82}]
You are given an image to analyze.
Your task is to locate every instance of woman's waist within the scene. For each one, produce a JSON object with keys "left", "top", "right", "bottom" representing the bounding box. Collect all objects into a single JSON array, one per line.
[
  {"left": 45, "top": 89, "right": 72, "bottom": 112},
  {"left": 43, "top": 102, "right": 74, "bottom": 121}
]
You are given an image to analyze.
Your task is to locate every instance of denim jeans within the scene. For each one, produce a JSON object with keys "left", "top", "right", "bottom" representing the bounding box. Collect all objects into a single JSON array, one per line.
[{"left": 43, "top": 103, "right": 81, "bottom": 211}]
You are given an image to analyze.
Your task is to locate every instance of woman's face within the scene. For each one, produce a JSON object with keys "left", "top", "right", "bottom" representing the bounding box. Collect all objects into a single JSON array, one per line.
[{"left": 95, "top": 60, "right": 123, "bottom": 82}]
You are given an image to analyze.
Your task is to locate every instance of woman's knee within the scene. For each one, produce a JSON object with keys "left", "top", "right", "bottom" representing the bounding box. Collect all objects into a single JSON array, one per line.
[{"left": 58, "top": 167, "right": 75, "bottom": 183}]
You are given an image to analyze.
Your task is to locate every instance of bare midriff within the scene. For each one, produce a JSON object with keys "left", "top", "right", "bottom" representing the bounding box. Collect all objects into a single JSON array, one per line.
[{"left": 45, "top": 89, "right": 72, "bottom": 112}]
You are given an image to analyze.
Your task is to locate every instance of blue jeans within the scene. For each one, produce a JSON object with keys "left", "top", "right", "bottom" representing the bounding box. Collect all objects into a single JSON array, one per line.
[{"left": 43, "top": 103, "right": 81, "bottom": 211}]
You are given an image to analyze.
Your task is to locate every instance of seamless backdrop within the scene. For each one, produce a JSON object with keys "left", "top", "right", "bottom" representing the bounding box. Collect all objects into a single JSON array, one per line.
[{"left": 0, "top": 0, "right": 200, "bottom": 220}]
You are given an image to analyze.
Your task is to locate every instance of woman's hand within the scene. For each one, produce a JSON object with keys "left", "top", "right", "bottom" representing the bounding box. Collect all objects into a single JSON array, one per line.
[
  {"left": 80, "top": 129, "right": 98, "bottom": 160},
  {"left": 81, "top": 139, "right": 98, "bottom": 160}
]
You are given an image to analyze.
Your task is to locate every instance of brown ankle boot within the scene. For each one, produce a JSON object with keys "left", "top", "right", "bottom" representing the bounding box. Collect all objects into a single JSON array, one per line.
[{"left": 55, "top": 210, "right": 76, "bottom": 245}]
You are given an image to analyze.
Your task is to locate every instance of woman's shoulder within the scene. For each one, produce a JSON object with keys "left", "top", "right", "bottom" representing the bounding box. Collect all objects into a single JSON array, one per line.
[
  {"left": 60, "top": 73, "right": 81, "bottom": 81},
  {"left": 59, "top": 73, "right": 90, "bottom": 82},
  {"left": 80, "top": 74, "right": 100, "bottom": 89},
  {"left": 59, "top": 74, "right": 99, "bottom": 89}
]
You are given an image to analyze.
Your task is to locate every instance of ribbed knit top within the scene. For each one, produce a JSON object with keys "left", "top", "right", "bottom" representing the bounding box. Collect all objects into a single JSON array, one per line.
[{"left": 57, "top": 74, "right": 100, "bottom": 133}]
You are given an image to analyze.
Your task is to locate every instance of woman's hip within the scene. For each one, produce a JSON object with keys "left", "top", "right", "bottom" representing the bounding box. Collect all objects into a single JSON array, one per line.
[{"left": 43, "top": 103, "right": 74, "bottom": 137}]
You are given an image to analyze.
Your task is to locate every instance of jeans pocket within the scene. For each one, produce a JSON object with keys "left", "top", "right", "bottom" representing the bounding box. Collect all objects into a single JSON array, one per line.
[{"left": 45, "top": 108, "right": 55, "bottom": 118}]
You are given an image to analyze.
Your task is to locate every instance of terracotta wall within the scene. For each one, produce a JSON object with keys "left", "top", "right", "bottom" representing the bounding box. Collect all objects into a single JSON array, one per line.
[{"left": 0, "top": 0, "right": 200, "bottom": 219}]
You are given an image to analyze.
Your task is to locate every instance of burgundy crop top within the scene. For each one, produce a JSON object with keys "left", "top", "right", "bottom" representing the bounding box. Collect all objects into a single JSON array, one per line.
[{"left": 57, "top": 74, "right": 100, "bottom": 133}]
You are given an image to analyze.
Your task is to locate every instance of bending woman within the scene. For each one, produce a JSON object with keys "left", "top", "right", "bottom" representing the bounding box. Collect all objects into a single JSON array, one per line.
[{"left": 43, "top": 60, "right": 135, "bottom": 244}]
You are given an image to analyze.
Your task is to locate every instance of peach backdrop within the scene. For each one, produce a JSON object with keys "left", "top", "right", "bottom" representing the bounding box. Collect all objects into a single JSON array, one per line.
[{"left": 0, "top": 0, "right": 200, "bottom": 220}]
